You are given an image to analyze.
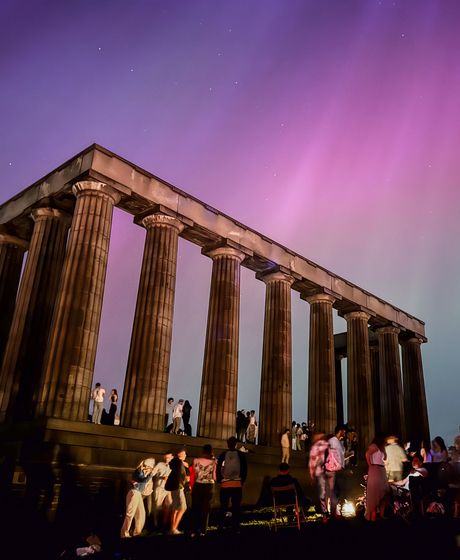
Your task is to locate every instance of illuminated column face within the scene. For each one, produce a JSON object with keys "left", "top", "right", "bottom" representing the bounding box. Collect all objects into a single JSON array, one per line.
[
  {"left": 377, "top": 326, "right": 405, "bottom": 439},
  {"left": 0, "top": 232, "right": 28, "bottom": 368},
  {"left": 335, "top": 354, "right": 344, "bottom": 427},
  {"left": 258, "top": 271, "right": 294, "bottom": 447},
  {"left": 305, "top": 293, "right": 336, "bottom": 435},
  {"left": 344, "top": 311, "right": 374, "bottom": 454},
  {"left": 0, "top": 208, "right": 71, "bottom": 422},
  {"left": 121, "top": 213, "right": 184, "bottom": 431},
  {"left": 37, "top": 181, "right": 120, "bottom": 421},
  {"left": 369, "top": 345, "right": 381, "bottom": 433},
  {"left": 401, "top": 337, "right": 430, "bottom": 447},
  {"left": 197, "top": 245, "right": 244, "bottom": 440}
]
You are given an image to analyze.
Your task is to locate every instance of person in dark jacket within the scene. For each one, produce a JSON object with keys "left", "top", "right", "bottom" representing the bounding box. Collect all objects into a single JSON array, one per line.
[
  {"left": 216, "top": 437, "right": 248, "bottom": 532},
  {"left": 182, "top": 400, "right": 192, "bottom": 436}
]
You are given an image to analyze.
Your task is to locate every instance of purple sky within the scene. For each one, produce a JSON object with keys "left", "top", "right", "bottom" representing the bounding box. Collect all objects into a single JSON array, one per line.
[{"left": 1, "top": 0, "right": 460, "bottom": 444}]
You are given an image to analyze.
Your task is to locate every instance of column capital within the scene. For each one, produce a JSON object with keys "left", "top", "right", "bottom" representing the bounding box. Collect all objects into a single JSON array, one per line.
[
  {"left": 141, "top": 213, "right": 185, "bottom": 233},
  {"left": 0, "top": 232, "right": 29, "bottom": 251},
  {"left": 72, "top": 181, "right": 121, "bottom": 205},
  {"left": 376, "top": 325, "right": 400, "bottom": 335},
  {"left": 31, "top": 207, "right": 72, "bottom": 224},
  {"left": 258, "top": 270, "right": 295, "bottom": 286},
  {"left": 344, "top": 310, "right": 371, "bottom": 322},
  {"left": 304, "top": 292, "right": 336, "bottom": 305},
  {"left": 203, "top": 245, "right": 246, "bottom": 262},
  {"left": 401, "top": 336, "right": 424, "bottom": 346}
]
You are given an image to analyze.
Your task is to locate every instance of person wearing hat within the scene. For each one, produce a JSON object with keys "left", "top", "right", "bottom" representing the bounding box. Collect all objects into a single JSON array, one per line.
[{"left": 120, "top": 457, "right": 155, "bottom": 538}]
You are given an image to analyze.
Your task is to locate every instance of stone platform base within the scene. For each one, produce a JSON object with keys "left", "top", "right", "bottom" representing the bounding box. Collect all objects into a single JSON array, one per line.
[{"left": 0, "top": 418, "right": 365, "bottom": 524}]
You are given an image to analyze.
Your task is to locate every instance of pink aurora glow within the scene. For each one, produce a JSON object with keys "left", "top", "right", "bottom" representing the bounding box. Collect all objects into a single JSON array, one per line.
[{"left": 1, "top": 0, "right": 460, "bottom": 441}]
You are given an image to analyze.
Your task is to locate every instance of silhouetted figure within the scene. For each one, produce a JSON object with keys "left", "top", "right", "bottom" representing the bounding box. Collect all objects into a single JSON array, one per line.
[
  {"left": 107, "top": 388, "right": 118, "bottom": 425},
  {"left": 182, "top": 400, "right": 192, "bottom": 436}
]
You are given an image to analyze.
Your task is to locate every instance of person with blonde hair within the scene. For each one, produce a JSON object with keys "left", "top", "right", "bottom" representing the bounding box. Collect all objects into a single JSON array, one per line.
[
  {"left": 281, "top": 428, "right": 290, "bottom": 463},
  {"left": 385, "top": 435, "right": 408, "bottom": 482}
]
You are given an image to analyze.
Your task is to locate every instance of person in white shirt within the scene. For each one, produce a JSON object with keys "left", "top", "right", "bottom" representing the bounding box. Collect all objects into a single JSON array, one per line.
[
  {"left": 325, "top": 425, "right": 347, "bottom": 517},
  {"left": 172, "top": 400, "right": 184, "bottom": 434},
  {"left": 165, "top": 398, "right": 174, "bottom": 432},
  {"left": 92, "top": 382, "right": 105, "bottom": 424},
  {"left": 281, "top": 428, "right": 290, "bottom": 463},
  {"left": 151, "top": 451, "right": 174, "bottom": 530},
  {"left": 385, "top": 435, "right": 409, "bottom": 481}
]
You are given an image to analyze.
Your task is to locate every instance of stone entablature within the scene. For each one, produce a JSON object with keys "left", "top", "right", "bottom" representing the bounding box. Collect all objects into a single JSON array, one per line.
[{"left": 0, "top": 144, "right": 425, "bottom": 339}]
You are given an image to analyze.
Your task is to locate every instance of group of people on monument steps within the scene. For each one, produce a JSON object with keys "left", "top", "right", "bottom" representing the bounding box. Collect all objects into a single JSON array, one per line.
[
  {"left": 90, "top": 382, "right": 118, "bottom": 425},
  {"left": 165, "top": 397, "right": 193, "bottom": 435}
]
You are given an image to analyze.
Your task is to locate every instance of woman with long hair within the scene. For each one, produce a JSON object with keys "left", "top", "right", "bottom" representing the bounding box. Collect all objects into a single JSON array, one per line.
[
  {"left": 190, "top": 444, "right": 216, "bottom": 536},
  {"left": 107, "top": 388, "right": 118, "bottom": 425},
  {"left": 427, "top": 436, "right": 448, "bottom": 463},
  {"left": 365, "top": 433, "right": 389, "bottom": 521}
]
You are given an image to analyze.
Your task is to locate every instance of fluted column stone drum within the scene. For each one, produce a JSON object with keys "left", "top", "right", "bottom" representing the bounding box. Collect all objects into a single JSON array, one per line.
[
  {"left": 258, "top": 271, "right": 294, "bottom": 447},
  {"left": 122, "top": 213, "right": 184, "bottom": 431},
  {"left": 0, "top": 232, "right": 28, "bottom": 368},
  {"left": 402, "top": 337, "right": 430, "bottom": 448},
  {"left": 344, "top": 311, "right": 374, "bottom": 452},
  {"left": 37, "top": 181, "right": 120, "bottom": 421},
  {"left": 0, "top": 208, "right": 71, "bottom": 422},
  {"left": 197, "top": 246, "right": 244, "bottom": 440},
  {"left": 377, "top": 326, "right": 405, "bottom": 439},
  {"left": 305, "top": 293, "right": 337, "bottom": 434},
  {"left": 369, "top": 345, "right": 381, "bottom": 434},
  {"left": 335, "top": 354, "right": 344, "bottom": 427}
]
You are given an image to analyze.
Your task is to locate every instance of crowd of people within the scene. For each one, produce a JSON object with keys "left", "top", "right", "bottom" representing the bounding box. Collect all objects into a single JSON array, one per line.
[
  {"left": 120, "top": 437, "right": 247, "bottom": 538},
  {"left": 90, "top": 385, "right": 460, "bottom": 527},
  {"left": 306, "top": 427, "right": 460, "bottom": 522}
]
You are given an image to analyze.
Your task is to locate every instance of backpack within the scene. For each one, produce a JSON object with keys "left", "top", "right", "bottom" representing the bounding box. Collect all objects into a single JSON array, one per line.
[{"left": 325, "top": 446, "right": 342, "bottom": 472}]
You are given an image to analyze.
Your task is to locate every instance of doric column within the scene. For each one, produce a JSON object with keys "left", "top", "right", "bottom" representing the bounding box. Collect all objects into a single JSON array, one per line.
[
  {"left": 197, "top": 245, "right": 245, "bottom": 440},
  {"left": 334, "top": 354, "right": 344, "bottom": 427},
  {"left": 257, "top": 271, "right": 294, "bottom": 446},
  {"left": 369, "top": 344, "right": 381, "bottom": 433},
  {"left": 0, "top": 232, "right": 28, "bottom": 366},
  {"left": 122, "top": 213, "right": 184, "bottom": 431},
  {"left": 376, "top": 326, "right": 405, "bottom": 439},
  {"left": 344, "top": 311, "right": 375, "bottom": 452},
  {"left": 401, "top": 337, "right": 430, "bottom": 448},
  {"left": 305, "top": 293, "right": 336, "bottom": 434},
  {"left": 0, "top": 208, "right": 71, "bottom": 422},
  {"left": 37, "top": 181, "right": 120, "bottom": 421}
]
